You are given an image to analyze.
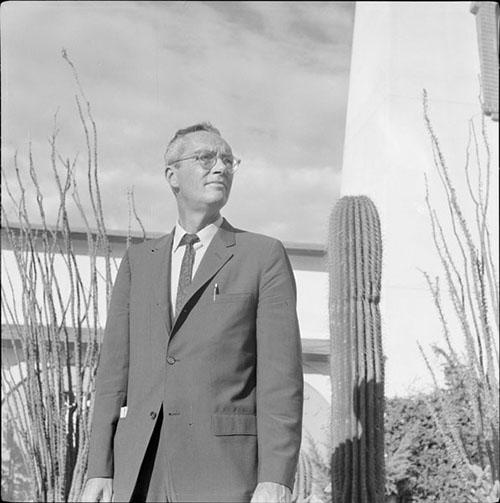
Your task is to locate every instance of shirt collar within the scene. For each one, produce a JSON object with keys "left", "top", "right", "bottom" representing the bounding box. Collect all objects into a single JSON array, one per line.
[{"left": 173, "top": 215, "right": 223, "bottom": 252}]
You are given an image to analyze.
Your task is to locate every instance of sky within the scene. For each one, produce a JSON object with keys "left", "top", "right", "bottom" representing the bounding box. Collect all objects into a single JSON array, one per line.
[{"left": 1, "top": 0, "right": 355, "bottom": 244}]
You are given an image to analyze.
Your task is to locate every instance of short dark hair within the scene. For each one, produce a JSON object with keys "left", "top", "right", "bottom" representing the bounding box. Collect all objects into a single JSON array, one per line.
[{"left": 164, "top": 122, "right": 222, "bottom": 168}]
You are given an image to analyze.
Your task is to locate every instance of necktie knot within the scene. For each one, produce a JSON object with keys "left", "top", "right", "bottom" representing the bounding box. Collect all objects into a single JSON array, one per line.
[{"left": 179, "top": 233, "right": 200, "bottom": 247}]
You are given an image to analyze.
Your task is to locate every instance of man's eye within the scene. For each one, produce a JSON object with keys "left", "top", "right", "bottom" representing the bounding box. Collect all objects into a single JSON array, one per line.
[
  {"left": 199, "top": 152, "right": 216, "bottom": 162},
  {"left": 221, "top": 156, "right": 234, "bottom": 165}
]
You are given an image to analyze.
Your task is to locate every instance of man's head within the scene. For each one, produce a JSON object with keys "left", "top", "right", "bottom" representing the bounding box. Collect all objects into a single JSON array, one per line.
[{"left": 164, "top": 123, "right": 236, "bottom": 215}]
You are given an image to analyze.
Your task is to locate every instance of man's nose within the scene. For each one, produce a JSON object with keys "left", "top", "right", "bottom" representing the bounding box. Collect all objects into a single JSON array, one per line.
[{"left": 211, "top": 156, "right": 230, "bottom": 175}]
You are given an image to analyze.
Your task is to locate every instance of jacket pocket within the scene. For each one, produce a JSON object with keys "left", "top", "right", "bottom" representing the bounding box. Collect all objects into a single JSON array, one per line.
[
  {"left": 214, "top": 292, "right": 253, "bottom": 304},
  {"left": 211, "top": 413, "right": 257, "bottom": 436},
  {"left": 198, "top": 292, "right": 254, "bottom": 307}
]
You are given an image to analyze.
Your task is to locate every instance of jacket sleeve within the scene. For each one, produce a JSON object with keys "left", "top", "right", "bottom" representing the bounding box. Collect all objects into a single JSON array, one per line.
[
  {"left": 86, "top": 249, "right": 131, "bottom": 479},
  {"left": 256, "top": 239, "right": 304, "bottom": 491}
]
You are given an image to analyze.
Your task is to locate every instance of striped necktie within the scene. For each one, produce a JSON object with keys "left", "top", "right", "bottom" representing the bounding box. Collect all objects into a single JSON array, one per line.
[{"left": 175, "top": 233, "right": 200, "bottom": 316}]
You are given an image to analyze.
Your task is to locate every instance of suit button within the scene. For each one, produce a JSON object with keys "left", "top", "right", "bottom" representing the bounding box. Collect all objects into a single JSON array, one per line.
[
  {"left": 166, "top": 356, "right": 176, "bottom": 365},
  {"left": 150, "top": 411, "right": 157, "bottom": 420}
]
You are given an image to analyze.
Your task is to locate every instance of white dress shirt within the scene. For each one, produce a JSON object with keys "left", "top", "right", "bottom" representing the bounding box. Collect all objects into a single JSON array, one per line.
[{"left": 170, "top": 215, "right": 223, "bottom": 313}]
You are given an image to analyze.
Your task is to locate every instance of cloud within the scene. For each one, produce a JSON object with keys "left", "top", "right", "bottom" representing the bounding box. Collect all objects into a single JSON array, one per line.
[
  {"left": 226, "top": 158, "right": 342, "bottom": 243},
  {"left": 1, "top": 1, "right": 354, "bottom": 243},
  {"left": 203, "top": 1, "right": 266, "bottom": 34}
]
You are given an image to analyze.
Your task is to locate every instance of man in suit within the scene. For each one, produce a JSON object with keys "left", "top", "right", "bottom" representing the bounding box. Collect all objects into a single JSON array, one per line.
[{"left": 81, "top": 123, "right": 303, "bottom": 502}]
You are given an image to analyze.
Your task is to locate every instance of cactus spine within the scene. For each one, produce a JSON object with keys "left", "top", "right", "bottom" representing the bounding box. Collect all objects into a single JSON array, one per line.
[{"left": 328, "top": 195, "right": 385, "bottom": 503}]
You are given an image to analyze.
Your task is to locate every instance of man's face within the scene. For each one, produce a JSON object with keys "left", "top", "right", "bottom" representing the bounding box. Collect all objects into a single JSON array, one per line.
[{"left": 166, "top": 130, "right": 234, "bottom": 212}]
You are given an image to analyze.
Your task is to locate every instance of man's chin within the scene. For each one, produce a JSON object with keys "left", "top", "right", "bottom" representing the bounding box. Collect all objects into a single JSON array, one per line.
[
  {"left": 205, "top": 183, "right": 227, "bottom": 193},
  {"left": 204, "top": 196, "right": 228, "bottom": 210},
  {"left": 204, "top": 190, "right": 229, "bottom": 204}
]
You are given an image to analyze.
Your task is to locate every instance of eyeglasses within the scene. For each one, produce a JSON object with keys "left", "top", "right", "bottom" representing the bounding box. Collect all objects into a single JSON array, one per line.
[{"left": 169, "top": 150, "right": 241, "bottom": 174}]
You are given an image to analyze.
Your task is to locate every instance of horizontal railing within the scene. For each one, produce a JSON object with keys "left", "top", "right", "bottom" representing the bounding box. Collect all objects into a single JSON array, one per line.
[{"left": 1, "top": 224, "right": 327, "bottom": 271}]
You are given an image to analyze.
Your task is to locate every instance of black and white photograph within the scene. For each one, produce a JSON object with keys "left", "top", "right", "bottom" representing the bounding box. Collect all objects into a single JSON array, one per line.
[{"left": 1, "top": 2, "right": 498, "bottom": 502}]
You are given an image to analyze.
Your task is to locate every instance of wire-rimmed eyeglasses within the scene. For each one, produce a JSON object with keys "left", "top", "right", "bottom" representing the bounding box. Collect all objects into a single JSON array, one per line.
[{"left": 168, "top": 150, "right": 241, "bottom": 174}]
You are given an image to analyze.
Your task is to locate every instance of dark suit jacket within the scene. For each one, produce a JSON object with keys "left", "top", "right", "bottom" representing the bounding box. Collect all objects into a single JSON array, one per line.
[{"left": 87, "top": 219, "right": 304, "bottom": 502}]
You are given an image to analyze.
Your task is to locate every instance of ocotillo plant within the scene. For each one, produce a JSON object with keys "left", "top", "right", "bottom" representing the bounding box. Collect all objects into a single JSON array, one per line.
[
  {"left": 1, "top": 50, "right": 145, "bottom": 502},
  {"left": 328, "top": 195, "right": 385, "bottom": 503},
  {"left": 292, "top": 449, "right": 313, "bottom": 502},
  {"left": 418, "top": 90, "right": 499, "bottom": 501}
]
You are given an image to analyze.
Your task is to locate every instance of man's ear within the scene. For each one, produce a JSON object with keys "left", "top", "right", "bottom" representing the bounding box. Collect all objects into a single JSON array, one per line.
[{"left": 165, "top": 166, "right": 179, "bottom": 191}]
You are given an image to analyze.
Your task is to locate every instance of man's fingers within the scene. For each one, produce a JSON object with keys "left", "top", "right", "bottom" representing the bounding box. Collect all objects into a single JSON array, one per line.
[
  {"left": 80, "top": 487, "right": 99, "bottom": 503},
  {"left": 80, "top": 478, "right": 113, "bottom": 503},
  {"left": 102, "top": 486, "right": 113, "bottom": 503}
]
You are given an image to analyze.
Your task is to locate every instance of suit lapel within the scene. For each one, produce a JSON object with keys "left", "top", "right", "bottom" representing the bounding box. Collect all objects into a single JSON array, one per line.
[
  {"left": 170, "top": 218, "right": 236, "bottom": 337},
  {"left": 151, "top": 230, "right": 174, "bottom": 335}
]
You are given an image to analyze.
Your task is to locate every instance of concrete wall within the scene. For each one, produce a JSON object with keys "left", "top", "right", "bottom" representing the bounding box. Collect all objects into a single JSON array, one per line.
[{"left": 341, "top": 1, "right": 499, "bottom": 397}]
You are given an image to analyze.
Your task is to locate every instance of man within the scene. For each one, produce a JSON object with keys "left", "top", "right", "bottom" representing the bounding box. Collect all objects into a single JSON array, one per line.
[{"left": 82, "top": 123, "right": 303, "bottom": 502}]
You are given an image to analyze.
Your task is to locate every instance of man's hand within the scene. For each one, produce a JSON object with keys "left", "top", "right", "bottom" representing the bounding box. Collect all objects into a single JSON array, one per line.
[
  {"left": 80, "top": 477, "right": 113, "bottom": 502},
  {"left": 251, "top": 482, "right": 292, "bottom": 503}
]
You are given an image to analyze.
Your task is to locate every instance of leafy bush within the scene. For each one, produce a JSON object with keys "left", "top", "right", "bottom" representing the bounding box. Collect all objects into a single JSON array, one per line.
[
  {"left": 1, "top": 417, "right": 32, "bottom": 502},
  {"left": 386, "top": 393, "right": 468, "bottom": 500},
  {"left": 385, "top": 359, "right": 497, "bottom": 502}
]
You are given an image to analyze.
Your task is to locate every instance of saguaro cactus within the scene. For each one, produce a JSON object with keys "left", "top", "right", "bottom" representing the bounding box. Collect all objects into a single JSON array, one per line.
[{"left": 328, "top": 195, "right": 385, "bottom": 503}]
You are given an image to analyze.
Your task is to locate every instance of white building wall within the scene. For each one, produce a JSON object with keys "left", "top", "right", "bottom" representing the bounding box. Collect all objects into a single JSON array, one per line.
[
  {"left": 1, "top": 248, "right": 332, "bottom": 404},
  {"left": 341, "top": 1, "right": 499, "bottom": 397}
]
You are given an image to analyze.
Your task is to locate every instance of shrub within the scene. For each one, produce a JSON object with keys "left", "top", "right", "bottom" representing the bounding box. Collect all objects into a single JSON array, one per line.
[{"left": 385, "top": 365, "right": 482, "bottom": 502}]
